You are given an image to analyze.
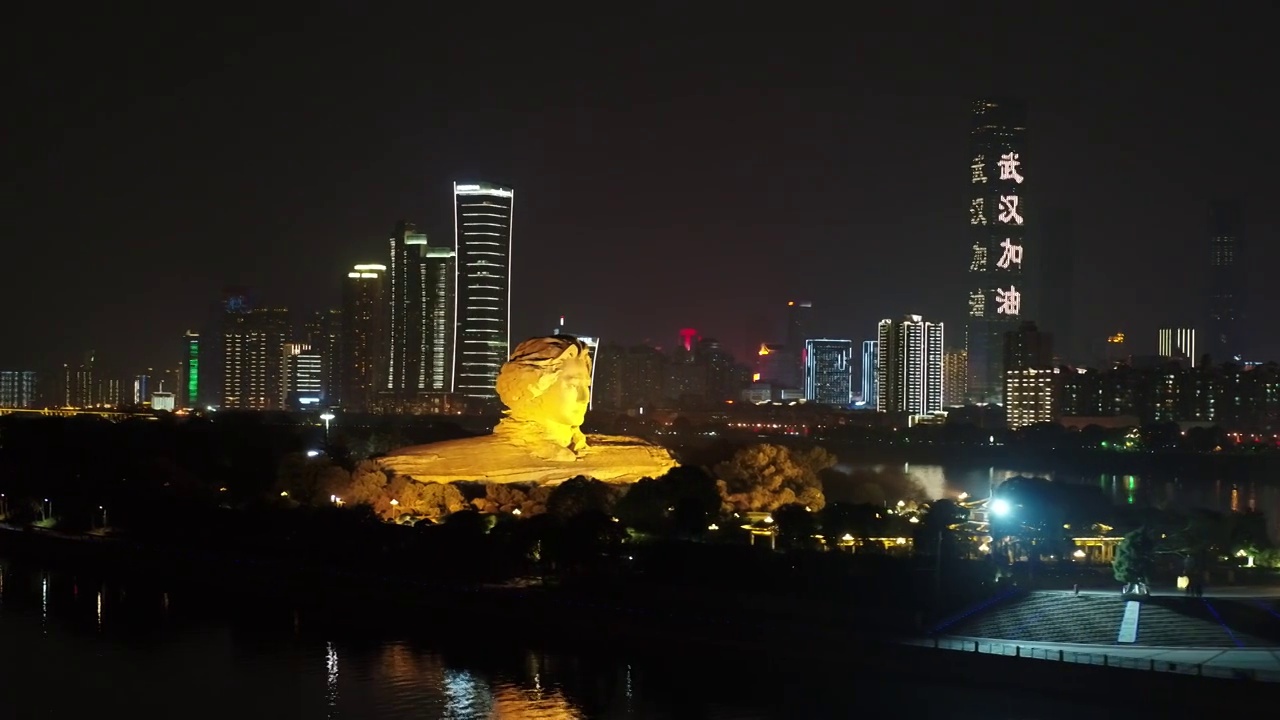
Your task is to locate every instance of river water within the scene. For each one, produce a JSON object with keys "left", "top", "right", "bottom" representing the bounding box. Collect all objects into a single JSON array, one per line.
[
  {"left": 0, "top": 558, "right": 1131, "bottom": 719},
  {"left": 839, "top": 462, "right": 1280, "bottom": 540}
]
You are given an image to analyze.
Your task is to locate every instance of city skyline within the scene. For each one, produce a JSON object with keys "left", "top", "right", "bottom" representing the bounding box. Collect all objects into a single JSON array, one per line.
[{"left": 4, "top": 8, "right": 1279, "bottom": 374}]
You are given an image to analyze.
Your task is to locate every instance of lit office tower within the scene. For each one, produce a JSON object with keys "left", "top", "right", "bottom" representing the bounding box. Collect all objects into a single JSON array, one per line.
[
  {"left": 1003, "top": 321, "right": 1055, "bottom": 429},
  {"left": 132, "top": 373, "right": 150, "bottom": 405},
  {"left": 387, "top": 221, "right": 429, "bottom": 396},
  {"left": 1207, "top": 201, "right": 1243, "bottom": 362},
  {"left": 0, "top": 370, "right": 37, "bottom": 408},
  {"left": 965, "top": 98, "right": 1028, "bottom": 404},
  {"left": 63, "top": 352, "right": 96, "bottom": 407},
  {"left": 181, "top": 331, "right": 200, "bottom": 408},
  {"left": 421, "top": 247, "right": 456, "bottom": 392},
  {"left": 876, "top": 315, "right": 944, "bottom": 416},
  {"left": 285, "top": 343, "right": 324, "bottom": 409},
  {"left": 341, "top": 264, "right": 386, "bottom": 412},
  {"left": 942, "top": 349, "right": 968, "bottom": 407},
  {"left": 786, "top": 301, "right": 813, "bottom": 389},
  {"left": 804, "top": 339, "right": 853, "bottom": 406},
  {"left": 305, "top": 309, "right": 342, "bottom": 404},
  {"left": 1158, "top": 327, "right": 1197, "bottom": 367},
  {"left": 452, "top": 181, "right": 514, "bottom": 398},
  {"left": 860, "top": 340, "right": 878, "bottom": 406},
  {"left": 220, "top": 301, "right": 291, "bottom": 410}
]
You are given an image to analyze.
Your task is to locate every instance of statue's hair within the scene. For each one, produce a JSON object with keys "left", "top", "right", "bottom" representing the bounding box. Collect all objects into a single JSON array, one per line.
[{"left": 496, "top": 336, "right": 592, "bottom": 411}]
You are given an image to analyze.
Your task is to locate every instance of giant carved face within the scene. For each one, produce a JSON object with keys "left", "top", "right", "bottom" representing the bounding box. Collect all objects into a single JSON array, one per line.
[
  {"left": 496, "top": 337, "right": 593, "bottom": 429},
  {"left": 542, "top": 354, "right": 591, "bottom": 427}
]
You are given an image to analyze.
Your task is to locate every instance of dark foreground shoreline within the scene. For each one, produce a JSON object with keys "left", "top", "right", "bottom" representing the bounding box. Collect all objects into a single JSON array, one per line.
[{"left": 2, "top": 526, "right": 1272, "bottom": 710}]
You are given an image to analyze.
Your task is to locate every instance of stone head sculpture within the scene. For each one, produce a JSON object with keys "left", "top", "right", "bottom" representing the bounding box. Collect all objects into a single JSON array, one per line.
[{"left": 496, "top": 336, "right": 593, "bottom": 433}]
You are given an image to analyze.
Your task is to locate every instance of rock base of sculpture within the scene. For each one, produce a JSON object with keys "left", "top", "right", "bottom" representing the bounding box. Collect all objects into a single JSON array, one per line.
[{"left": 379, "top": 434, "right": 679, "bottom": 485}]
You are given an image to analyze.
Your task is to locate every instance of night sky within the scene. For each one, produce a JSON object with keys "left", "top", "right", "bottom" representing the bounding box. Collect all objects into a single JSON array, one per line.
[{"left": 4, "top": 6, "right": 1278, "bottom": 374}]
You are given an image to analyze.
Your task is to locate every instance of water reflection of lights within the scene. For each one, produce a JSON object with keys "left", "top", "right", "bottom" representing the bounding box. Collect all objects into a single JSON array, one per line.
[
  {"left": 97, "top": 590, "right": 103, "bottom": 631},
  {"left": 443, "top": 669, "right": 492, "bottom": 718},
  {"left": 41, "top": 574, "right": 48, "bottom": 634},
  {"left": 326, "top": 642, "right": 339, "bottom": 713}
]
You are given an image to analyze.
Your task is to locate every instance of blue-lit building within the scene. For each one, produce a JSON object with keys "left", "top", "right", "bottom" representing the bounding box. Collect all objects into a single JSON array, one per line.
[
  {"left": 804, "top": 339, "right": 853, "bottom": 406},
  {"left": 860, "top": 340, "right": 878, "bottom": 406},
  {"left": 0, "top": 370, "right": 37, "bottom": 408}
]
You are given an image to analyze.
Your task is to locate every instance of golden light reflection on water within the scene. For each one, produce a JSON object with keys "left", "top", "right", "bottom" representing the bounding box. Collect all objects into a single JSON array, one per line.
[
  {"left": 489, "top": 685, "right": 584, "bottom": 719},
  {"left": 376, "top": 642, "right": 585, "bottom": 719}
]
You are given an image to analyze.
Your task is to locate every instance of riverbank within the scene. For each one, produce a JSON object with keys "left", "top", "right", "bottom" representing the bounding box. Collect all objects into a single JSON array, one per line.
[{"left": 2, "top": 525, "right": 1275, "bottom": 709}]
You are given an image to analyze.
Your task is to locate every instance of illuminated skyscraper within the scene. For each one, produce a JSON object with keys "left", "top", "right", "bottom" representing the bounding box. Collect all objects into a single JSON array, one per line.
[
  {"left": 59, "top": 352, "right": 96, "bottom": 407},
  {"left": 452, "top": 181, "right": 514, "bottom": 398},
  {"left": 132, "top": 372, "right": 150, "bottom": 405},
  {"left": 942, "top": 349, "right": 968, "bottom": 407},
  {"left": 1003, "top": 321, "right": 1055, "bottom": 429},
  {"left": 220, "top": 302, "right": 290, "bottom": 410},
  {"left": 387, "top": 221, "right": 429, "bottom": 396},
  {"left": 1207, "top": 201, "right": 1243, "bottom": 362},
  {"left": 804, "top": 339, "right": 853, "bottom": 406},
  {"left": 965, "top": 98, "right": 1028, "bottom": 404},
  {"left": 860, "top": 340, "right": 878, "bottom": 405},
  {"left": 304, "top": 309, "right": 342, "bottom": 404},
  {"left": 786, "top": 301, "right": 813, "bottom": 389},
  {"left": 422, "top": 247, "right": 456, "bottom": 393},
  {"left": 1158, "top": 327, "right": 1197, "bottom": 367},
  {"left": 0, "top": 371, "right": 37, "bottom": 408},
  {"left": 876, "top": 315, "right": 944, "bottom": 416},
  {"left": 285, "top": 343, "right": 324, "bottom": 409},
  {"left": 341, "top": 264, "right": 386, "bottom": 412},
  {"left": 181, "top": 331, "right": 200, "bottom": 408}
]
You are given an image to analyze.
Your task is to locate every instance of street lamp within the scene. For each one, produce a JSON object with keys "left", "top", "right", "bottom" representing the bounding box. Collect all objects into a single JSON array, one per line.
[
  {"left": 990, "top": 498, "right": 1011, "bottom": 517},
  {"left": 319, "top": 412, "right": 335, "bottom": 444}
]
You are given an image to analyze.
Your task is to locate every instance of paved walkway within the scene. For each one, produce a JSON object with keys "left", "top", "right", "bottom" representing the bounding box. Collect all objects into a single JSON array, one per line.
[
  {"left": 913, "top": 635, "right": 1280, "bottom": 681},
  {"left": 1063, "top": 586, "right": 1280, "bottom": 599}
]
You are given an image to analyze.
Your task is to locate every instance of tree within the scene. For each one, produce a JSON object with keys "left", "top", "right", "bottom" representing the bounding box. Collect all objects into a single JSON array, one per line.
[
  {"left": 773, "top": 503, "right": 819, "bottom": 549},
  {"left": 715, "top": 444, "right": 833, "bottom": 512},
  {"left": 1113, "top": 527, "right": 1155, "bottom": 594},
  {"left": 274, "top": 453, "right": 350, "bottom": 506},
  {"left": 613, "top": 477, "right": 669, "bottom": 533},
  {"left": 548, "top": 510, "right": 626, "bottom": 571},
  {"left": 546, "top": 476, "right": 617, "bottom": 519},
  {"left": 916, "top": 499, "right": 970, "bottom": 558},
  {"left": 380, "top": 476, "right": 466, "bottom": 520}
]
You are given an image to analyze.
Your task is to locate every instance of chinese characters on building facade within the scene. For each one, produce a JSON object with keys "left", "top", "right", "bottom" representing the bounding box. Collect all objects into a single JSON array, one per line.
[
  {"left": 994, "top": 152, "right": 1024, "bottom": 316},
  {"left": 965, "top": 99, "right": 1029, "bottom": 404}
]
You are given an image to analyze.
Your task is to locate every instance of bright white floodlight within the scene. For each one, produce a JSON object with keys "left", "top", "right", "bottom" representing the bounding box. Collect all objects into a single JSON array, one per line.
[{"left": 990, "top": 498, "right": 1011, "bottom": 517}]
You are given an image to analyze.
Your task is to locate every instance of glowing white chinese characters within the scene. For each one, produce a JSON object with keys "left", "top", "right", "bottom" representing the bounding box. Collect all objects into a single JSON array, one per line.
[
  {"left": 996, "top": 238, "right": 1024, "bottom": 269},
  {"left": 998, "top": 195, "right": 1023, "bottom": 225},
  {"left": 996, "top": 286, "right": 1022, "bottom": 316},
  {"left": 998, "top": 152, "right": 1024, "bottom": 184}
]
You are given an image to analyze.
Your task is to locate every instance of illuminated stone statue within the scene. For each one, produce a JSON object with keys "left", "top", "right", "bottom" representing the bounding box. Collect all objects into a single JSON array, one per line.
[{"left": 380, "top": 336, "right": 678, "bottom": 485}]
